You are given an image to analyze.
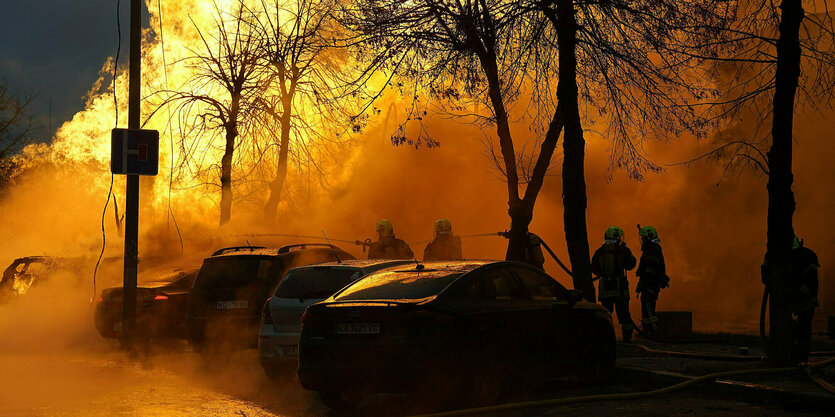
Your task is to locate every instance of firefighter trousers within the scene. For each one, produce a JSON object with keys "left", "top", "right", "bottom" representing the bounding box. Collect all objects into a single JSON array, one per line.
[
  {"left": 640, "top": 293, "right": 659, "bottom": 333},
  {"left": 601, "top": 297, "right": 634, "bottom": 341}
]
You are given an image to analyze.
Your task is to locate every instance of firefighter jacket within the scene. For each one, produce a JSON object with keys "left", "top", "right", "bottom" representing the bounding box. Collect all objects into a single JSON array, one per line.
[
  {"left": 423, "top": 235, "right": 463, "bottom": 261},
  {"left": 591, "top": 241, "right": 637, "bottom": 300},
  {"left": 636, "top": 241, "right": 668, "bottom": 299},
  {"left": 792, "top": 246, "right": 819, "bottom": 313},
  {"left": 368, "top": 236, "right": 414, "bottom": 260}
]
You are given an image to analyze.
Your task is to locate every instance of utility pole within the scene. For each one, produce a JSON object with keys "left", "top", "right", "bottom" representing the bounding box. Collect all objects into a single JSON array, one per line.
[{"left": 122, "top": 0, "right": 142, "bottom": 352}]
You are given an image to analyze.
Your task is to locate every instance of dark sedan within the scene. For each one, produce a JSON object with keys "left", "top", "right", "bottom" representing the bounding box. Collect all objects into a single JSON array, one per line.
[
  {"left": 95, "top": 266, "right": 199, "bottom": 341},
  {"left": 298, "top": 260, "right": 616, "bottom": 410}
]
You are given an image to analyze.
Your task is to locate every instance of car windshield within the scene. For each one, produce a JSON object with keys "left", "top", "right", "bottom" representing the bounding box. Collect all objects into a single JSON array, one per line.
[
  {"left": 334, "top": 269, "right": 462, "bottom": 301},
  {"left": 194, "top": 257, "right": 280, "bottom": 289},
  {"left": 275, "top": 268, "right": 362, "bottom": 299}
]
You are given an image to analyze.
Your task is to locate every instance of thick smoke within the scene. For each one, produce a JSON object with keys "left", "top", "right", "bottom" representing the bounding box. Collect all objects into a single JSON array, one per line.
[{"left": 1, "top": 0, "right": 832, "bottom": 345}]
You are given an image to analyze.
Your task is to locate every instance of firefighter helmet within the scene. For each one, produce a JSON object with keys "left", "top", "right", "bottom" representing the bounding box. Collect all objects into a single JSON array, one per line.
[
  {"left": 376, "top": 219, "right": 394, "bottom": 236},
  {"left": 604, "top": 226, "right": 625, "bottom": 241},
  {"left": 639, "top": 225, "right": 658, "bottom": 241},
  {"left": 433, "top": 218, "right": 453, "bottom": 235}
]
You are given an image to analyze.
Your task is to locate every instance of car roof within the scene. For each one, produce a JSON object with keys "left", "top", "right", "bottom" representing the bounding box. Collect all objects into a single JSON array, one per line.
[
  {"left": 383, "top": 259, "right": 501, "bottom": 273},
  {"left": 291, "top": 259, "right": 413, "bottom": 270},
  {"left": 206, "top": 245, "right": 351, "bottom": 259}
]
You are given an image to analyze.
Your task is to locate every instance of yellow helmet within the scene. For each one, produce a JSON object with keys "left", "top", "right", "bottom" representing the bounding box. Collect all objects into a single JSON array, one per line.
[
  {"left": 605, "top": 226, "right": 624, "bottom": 241},
  {"left": 639, "top": 225, "right": 659, "bottom": 241},
  {"left": 376, "top": 219, "right": 394, "bottom": 235},
  {"left": 433, "top": 218, "right": 452, "bottom": 234}
]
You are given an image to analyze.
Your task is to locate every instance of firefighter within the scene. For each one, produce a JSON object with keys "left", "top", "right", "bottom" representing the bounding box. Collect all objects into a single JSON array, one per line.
[
  {"left": 423, "top": 218, "right": 463, "bottom": 261},
  {"left": 591, "top": 226, "right": 637, "bottom": 343},
  {"left": 635, "top": 225, "right": 669, "bottom": 335},
  {"left": 368, "top": 219, "right": 414, "bottom": 259},
  {"left": 791, "top": 235, "right": 819, "bottom": 363}
]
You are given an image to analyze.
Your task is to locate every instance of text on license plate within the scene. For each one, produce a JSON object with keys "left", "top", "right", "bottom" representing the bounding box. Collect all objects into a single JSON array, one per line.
[
  {"left": 216, "top": 300, "right": 248, "bottom": 309},
  {"left": 334, "top": 322, "right": 380, "bottom": 335}
]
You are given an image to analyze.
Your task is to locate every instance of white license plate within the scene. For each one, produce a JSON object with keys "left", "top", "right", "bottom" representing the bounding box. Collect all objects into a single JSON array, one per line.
[
  {"left": 281, "top": 345, "right": 298, "bottom": 357},
  {"left": 215, "top": 300, "right": 248, "bottom": 309},
  {"left": 334, "top": 322, "right": 380, "bottom": 335}
]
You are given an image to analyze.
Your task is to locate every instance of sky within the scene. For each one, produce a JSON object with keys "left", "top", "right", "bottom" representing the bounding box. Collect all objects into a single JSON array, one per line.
[{"left": 0, "top": 1, "right": 149, "bottom": 139}]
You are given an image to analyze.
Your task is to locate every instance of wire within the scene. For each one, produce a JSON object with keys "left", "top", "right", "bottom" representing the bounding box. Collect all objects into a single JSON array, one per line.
[
  {"left": 92, "top": 0, "right": 121, "bottom": 306},
  {"left": 157, "top": 0, "right": 184, "bottom": 253}
]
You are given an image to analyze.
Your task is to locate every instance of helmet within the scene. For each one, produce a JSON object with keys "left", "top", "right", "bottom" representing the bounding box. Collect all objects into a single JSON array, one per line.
[
  {"left": 639, "top": 225, "right": 658, "bottom": 241},
  {"left": 376, "top": 219, "right": 394, "bottom": 236},
  {"left": 792, "top": 235, "right": 801, "bottom": 250},
  {"left": 604, "top": 226, "right": 625, "bottom": 241},
  {"left": 433, "top": 218, "right": 452, "bottom": 235}
]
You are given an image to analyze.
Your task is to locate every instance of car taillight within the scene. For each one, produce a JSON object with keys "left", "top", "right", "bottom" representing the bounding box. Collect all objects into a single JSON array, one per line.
[
  {"left": 153, "top": 294, "right": 169, "bottom": 301},
  {"left": 262, "top": 298, "right": 274, "bottom": 325},
  {"left": 300, "top": 308, "right": 316, "bottom": 328},
  {"left": 98, "top": 297, "right": 103, "bottom": 303}
]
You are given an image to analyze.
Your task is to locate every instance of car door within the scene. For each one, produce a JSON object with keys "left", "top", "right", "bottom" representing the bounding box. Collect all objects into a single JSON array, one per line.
[
  {"left": 447, "top": 266, "right": 530, "bottom": 377},
  {"left": 510, "top": 266, "right": 573, "bottom": 373}
]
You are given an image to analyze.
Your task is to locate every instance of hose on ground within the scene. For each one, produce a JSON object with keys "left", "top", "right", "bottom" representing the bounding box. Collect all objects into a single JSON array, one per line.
[
  {"left": 804, "top": 366, "right": 835, "bottom": 395},
  {"left": 411, "top": 358, "right": 835, "bottom": 417},
  {"left": 623, "top": 342, "right": 765, "bottom": 362}
]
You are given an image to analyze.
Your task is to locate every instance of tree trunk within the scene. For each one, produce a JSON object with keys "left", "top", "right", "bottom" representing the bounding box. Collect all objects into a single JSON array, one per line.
[
  {"left": 477, "top": 43, "right": 535, "bottom": 264},
  {"left": 264, "top": 98, "right": 292, "bottom": 220},
  {"left": 766, "top": 0, "right": 802, "bottom": 367},
  {"left": 220, "top": 124, "right": 236, "bottom": 226},
  {"left": 556, "top": 0, "right": 594, "bottom": 301}
]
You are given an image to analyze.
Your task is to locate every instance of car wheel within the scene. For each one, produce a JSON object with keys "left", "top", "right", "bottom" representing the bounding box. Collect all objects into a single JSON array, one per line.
[
  {"left": 318, "top": 390, "right": 362, "bottom": 411},
  {"left": 577, "top": 322, "right": 616, "bottom": 384}
]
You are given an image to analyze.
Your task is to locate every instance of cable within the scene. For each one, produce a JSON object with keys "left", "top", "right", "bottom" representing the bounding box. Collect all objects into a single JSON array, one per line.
[
  {"left": 157, "top": 0, "right": 184, "bottom": 253},
  {"left": 624, "top": 342, "right": 765, "bottom": 362},
  {"left": 410, "top": 359, "right": 835, "bottom": 417},
  {"left": 92, "top": 0, "right": 121, "bottom": 306}
]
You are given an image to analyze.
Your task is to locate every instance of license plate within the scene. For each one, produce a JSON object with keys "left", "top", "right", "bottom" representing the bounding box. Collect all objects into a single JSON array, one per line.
[
  {"left": 334, "top": 322, "right": 380, "bottom": 335},
  {"left": 215, "top": 300, "right": 248, "bottom": 309},
  {"left": 281, "top": 344, "right": 298, "bottom": 357}
]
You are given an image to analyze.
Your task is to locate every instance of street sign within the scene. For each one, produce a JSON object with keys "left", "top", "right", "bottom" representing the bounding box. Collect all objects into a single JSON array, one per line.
[{"left": 111, "top": 128, "right": 159, "bottom": 176}]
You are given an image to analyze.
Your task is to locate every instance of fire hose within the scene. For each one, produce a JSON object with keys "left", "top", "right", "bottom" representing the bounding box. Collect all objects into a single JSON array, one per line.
[{"left": 410, "top": 357, "right": 835, "bottom": 417}]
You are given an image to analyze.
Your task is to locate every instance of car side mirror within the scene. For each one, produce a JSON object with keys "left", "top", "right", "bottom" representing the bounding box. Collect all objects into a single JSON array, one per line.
[{"left": 567, "top": 289, "right": 584, "bottom": 306}]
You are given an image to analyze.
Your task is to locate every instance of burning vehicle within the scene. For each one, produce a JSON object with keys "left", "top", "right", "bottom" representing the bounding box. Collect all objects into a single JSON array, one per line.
[
  {"left": 94, "top": 266, "right": 200, "bottom": 341},
  {"left": 257, "top": 259, "right": 413, "bottom": 379},
  {"left": 0, "top": 256, "right": 87, "bottom": 302},
  {"left": 298, "top": 260, "right": 615, "bottom": 410},
  {"left": 186, "top": 244, "right": 355, "bottom": 356}
]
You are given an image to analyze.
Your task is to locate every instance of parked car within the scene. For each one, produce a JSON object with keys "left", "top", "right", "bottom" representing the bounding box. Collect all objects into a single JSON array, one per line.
[
  {"left": 0, "top": 256, "right": 86, "bottom": 302},
  {"left": 186, "top": 244, "right": 355, "bottom": 355},
  {"left": 298, "top": 260, "right": 615, "bottom": 410},
  {"left": 258, "top": 259, "right": 414, "bottom": 379},
  {"left": 94, "top": 266, "right": 200, "bottom": 340}
]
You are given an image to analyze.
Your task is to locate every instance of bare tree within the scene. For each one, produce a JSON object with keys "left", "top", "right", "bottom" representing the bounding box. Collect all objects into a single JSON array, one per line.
[
  {"left": 160, "top": 0, "right": 263, "bottom": 225},
  {"left": 253, "top": 0, "right": 356, "bottom": 221},
  {"left": 674, "top": 2, "right": 835, "bottom": 366},
  {"left": 0, "top": 81, "right": 36, "bottom": 160},
  {"left": 341, "top": 0, "right": 732, "bottom": 300}
]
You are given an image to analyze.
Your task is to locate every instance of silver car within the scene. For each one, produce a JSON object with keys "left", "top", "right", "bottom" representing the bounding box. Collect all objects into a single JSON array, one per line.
[{"left": 257, "top": 259, "right": 413, "bottom": 379}]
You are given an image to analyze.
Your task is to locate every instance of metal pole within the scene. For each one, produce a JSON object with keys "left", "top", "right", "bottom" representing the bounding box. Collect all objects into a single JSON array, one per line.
[{"left": 122, "top": 0, "right": 141, "bottom": 351}]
